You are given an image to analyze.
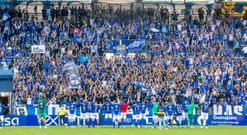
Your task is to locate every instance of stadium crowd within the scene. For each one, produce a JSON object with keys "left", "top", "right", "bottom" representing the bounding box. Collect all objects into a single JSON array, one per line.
[{"left": 0, "top": 5, "right": 246, "bottom": 115}]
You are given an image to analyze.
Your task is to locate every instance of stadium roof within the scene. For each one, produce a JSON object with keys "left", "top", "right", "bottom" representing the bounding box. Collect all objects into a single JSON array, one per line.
[
  {"left": 12, "top": 0, "right": 91, "bottom": 3},
  {"left": 97, "top": 0, "right": 136, "bottom": 3}
]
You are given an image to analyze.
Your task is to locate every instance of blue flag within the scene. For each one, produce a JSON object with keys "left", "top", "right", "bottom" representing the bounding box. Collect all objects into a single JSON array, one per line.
[
  {"left": 2, "top": 13, "right": 10, "bottom": 21},
  {"left": 134, "top": 81, "right": 150, "bottom": 91}
]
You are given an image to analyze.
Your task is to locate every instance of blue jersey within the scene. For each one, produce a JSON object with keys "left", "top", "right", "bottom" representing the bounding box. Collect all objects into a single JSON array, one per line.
[
  {"left": 166, "top": 104, "right": 174, "bottom": 116},
  {"left": 182, "top": 103, "right": 189, "bottom": 113},
  {"left": 75, "top": 101, "right": 82, "bottom": 108},
  {"left": 162, "top": 103, "right": 167, "bottom": 113},
  {"left": 104, "top": 102, "right": 112, "bottom": 113},
  {"left": 175, "top": 104, "right": 183, "bottom": 116},
  {"left": 81, "top": 102, "right": 88, "bottom": 113},
  {"left": 91, "top": 103, "right": 98, "bottom": 113},
  {"left": 140, "top": 103, "right": 147, "bottom": 114},
  {"left": 67, "top": 103, "right": 76, "bottom": 114},
  {"left": 227, "top": 100, "right": 232, "bottom": 105},
  {"left": 0, "top": 104, "right": 8, "bottom": 115},
  {"left": 87, "top": 102, "right": 94, "bottom": 113},
  {"left": 147, "top": 103, "right": 153, "bottom": 114},
  {"left": 94, "top": 104, "right": 101, "bottom": 113},
  {"left": 132, "top": 103, "right": 141, "bottom": 115},
  {"left": 201, "top": 102, "right": 209, "bottom": 113},
  {"left": 112, "top": 104, "right": 120, "bottom": 115},
  {"left": 75, "top": 101, "right": 82, "bottom": 115}
]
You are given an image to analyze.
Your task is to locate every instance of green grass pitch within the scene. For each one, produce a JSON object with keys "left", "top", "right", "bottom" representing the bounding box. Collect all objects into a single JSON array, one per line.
[{"left": 1, "top": 126, "right": 247, "bottom": 135}]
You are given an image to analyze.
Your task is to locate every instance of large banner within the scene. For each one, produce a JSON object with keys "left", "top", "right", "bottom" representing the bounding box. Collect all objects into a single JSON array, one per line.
[
  {"left": 3, "top": 115, "right": 247, "bottom": 126},
  {"left": 62, "top": 62, "right": 81, "bottom": 89},
  {"left": 106, "top": 40, "right": 145, "bottom": 54},
  {"left": 31, "top": 45, "right": 46, "bottom": 54}
]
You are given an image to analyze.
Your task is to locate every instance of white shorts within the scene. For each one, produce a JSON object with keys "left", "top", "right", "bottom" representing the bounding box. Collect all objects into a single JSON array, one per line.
[
  {"left": 201, "top": 112, "right": 209, "bottom": 120},
  {"left": 86, "top": 113, "right": 92, "bottom": 119},
  {"left": 152, "top": 115, "right": 158, "bottom": 120},
  {"left": 69, "top": 114, "right": 76, "bottom": 121},
  {"left": 140, "top": 113, "right": 146, "bottom": 119},
  {"left": 120, "top": 112, "right": 127, "bottom": 120},
  {"left": 93, "top": 113, "right": 99, "bottom": 120},
  {"left": 164, "top": 115, "right": 168, "bottom": 121},
  {"left": 158, "top": 115, "right": 167, "bottom": 121},
  {"left": 133, "top": 114, "right": 141, "bottom": 120},
  {"left": 81, "top": 113, "right": 87, "bottom": 119},
  {"left": 0, "top": 115, "right": 4, "bottom": 121},
  {"left": 105, "top": 113, "right": 112, "bottom": 119},
  {"left": 176, "top": 115, "right": 183, "bottom": 121},
  {"left": 113, "top": 114, "right": 121, "bottom": 120},
  {"left": 182, "top": 112, "right": 188, "bottom": 119},
  {"left": 166, "top": 115, "right": 173, "bottom": 120}
]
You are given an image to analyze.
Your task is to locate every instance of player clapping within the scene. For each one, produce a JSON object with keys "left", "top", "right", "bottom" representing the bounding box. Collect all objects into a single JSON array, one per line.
[
  {"left": 120, "top": 99, "right": 128, "bottom": 128},
  {"left": 86, "top": 100, "right": 95, "bottom": 128},
  {"left": 103, "top": 99, "right": 113, "bottom": 127},
  {"left": 80, "top": 99, "right": 88, "bottom": 127},
  {"left": 151, "top": 99, "right": 159, "bottom": 128},
  {"left": 182, "top": 100, "right": 189, "bottom": 127},
  {"left": 200, "top": 99, "right": 209, "bottom": 129},
  {"left": 37, "top": 93, "right": 48, "bottom": 129},
  {"left": 112, "top": 101, "right": 121, "bottom": 128},
  {"left": 166, "top": 101, "right": 174, "bottom": 127},
  {"left": 92, "top": 103, "right": 101, "bottom": 128},
  {"left": 187, "top": 100, "right": 199, "bottom": 128},
  {"left": 132, "top": 101, "right": 141, "bottom": 128},
  {"left": 66, "top": 100, "right": 76, "bottom": 128},
  {"left": 175, "top": 102, "right": 183, "bottom": 128},
  {"left": 140, "top": 101, "right": 147, "bottom": 128}
]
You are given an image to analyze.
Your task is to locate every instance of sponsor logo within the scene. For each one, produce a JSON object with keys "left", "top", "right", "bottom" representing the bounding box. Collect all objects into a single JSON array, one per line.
[
  {"left": 46, "top": 116, "right": 59, "bottom": 126},
  {"left": 126, "top": 118, "right": 132, "bottom": 123},
  {"left": 213, "top": 105, "right": 243, "bottom": 115},
  {"left": 46, "top": 116, "right": 82, "bottom": 126},
  {"left": 4, "top": 117, "right": 19, "bottom": 126},
  {"left": 212, "top": 115, "right": 238, "bottom": 120},
  {"left": 197, "top": 116, "right": 203, "bottom": 125}
]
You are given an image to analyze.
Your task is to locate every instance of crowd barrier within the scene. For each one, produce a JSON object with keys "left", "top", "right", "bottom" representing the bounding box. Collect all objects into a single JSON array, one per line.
[
  {"left": 3, "top": 114, "right": 247, "bottom": 126},
  {"left": 8, "top": 104, "right": 246, "bottom": 126}
]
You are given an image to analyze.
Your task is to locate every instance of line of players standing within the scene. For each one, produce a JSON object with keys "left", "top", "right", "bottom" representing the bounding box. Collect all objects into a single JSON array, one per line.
[{"left": 63, "top": 98, "right": 209, "bottom": 129}]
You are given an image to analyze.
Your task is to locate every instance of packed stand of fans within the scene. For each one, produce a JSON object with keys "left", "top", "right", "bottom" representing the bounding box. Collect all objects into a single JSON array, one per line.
[{"left": 0, "top": 5, "right": 246, "bottom": 114}]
